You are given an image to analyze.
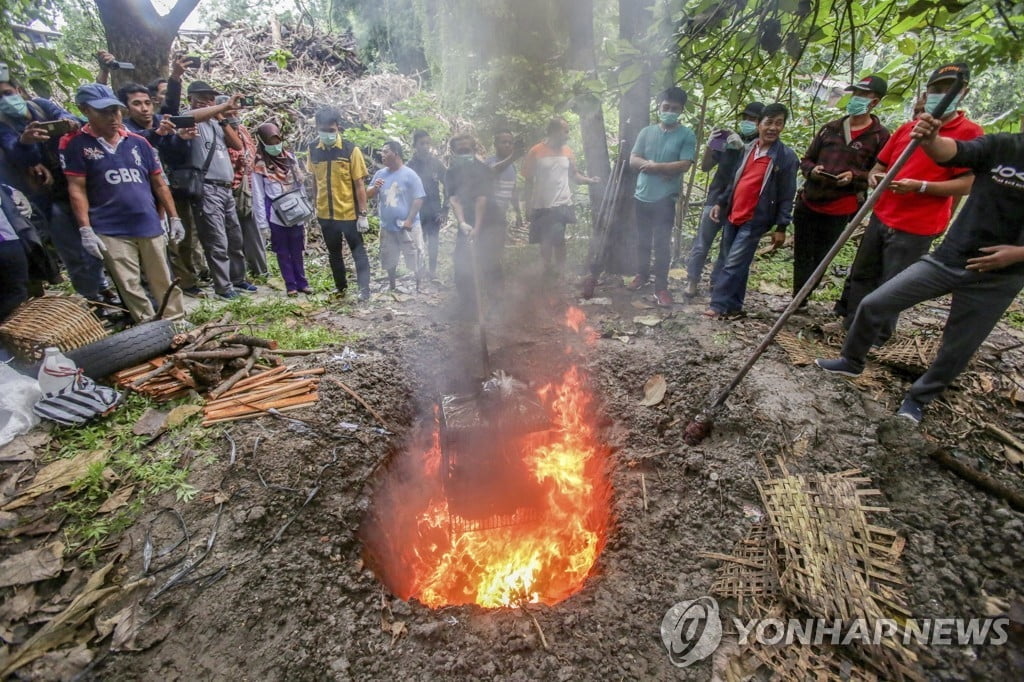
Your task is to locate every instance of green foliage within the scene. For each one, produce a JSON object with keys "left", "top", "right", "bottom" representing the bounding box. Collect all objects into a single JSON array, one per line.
[
  {"left": 1, "top": 0, "right": 93, "bottom": 97},
  {"left": 188, "top": 293, "right": 355, "bottom": 349},
  {"left": 268, "top": 47, "right": 293, "bottom": 70},
  {"left": 344, "top": 91, "right": 451, "bottom": 150}
]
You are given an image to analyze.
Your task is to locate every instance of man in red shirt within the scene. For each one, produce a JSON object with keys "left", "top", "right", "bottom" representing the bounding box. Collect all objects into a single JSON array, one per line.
[{"left": 834, "top": 63, "right": 982, "bottom": 342}]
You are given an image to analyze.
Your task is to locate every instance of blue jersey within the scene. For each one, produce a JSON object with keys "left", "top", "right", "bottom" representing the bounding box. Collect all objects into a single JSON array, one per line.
[
  {"left": 371, "top": 164, "right": 425, "bottom": 232},
  {"left": 59, "top": 127, "right": 163, "bottom": 238}
]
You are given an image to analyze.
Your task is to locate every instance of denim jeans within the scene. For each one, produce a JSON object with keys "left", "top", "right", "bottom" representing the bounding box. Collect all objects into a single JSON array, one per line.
[
  {"left": 634, "top": 196, "right": 677, "bottom": 290},
  {"left": 40, "top": 199, "right": 103, "bottom": 299},
  {"left": 709, "top": 220, "right": 772, "bottom": 313},
  {"left": 319, "top": 218, "right": 370, "bottom": 294},
  {"left": 842, "top": 256, "right": 1024, "bottom": 404},
  {"left": 685, "top": 204, "right": 722, "bottom": 286}
]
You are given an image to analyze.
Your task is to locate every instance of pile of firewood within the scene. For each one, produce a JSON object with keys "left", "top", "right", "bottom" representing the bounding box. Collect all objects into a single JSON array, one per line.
[{"left": 111, "top": 316, "right": 323, "bottom": 425}]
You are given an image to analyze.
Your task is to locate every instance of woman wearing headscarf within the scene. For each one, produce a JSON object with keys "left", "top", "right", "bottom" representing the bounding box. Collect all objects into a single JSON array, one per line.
[{"left": 250, "top": 122, "right": 311, "bottom": 295}]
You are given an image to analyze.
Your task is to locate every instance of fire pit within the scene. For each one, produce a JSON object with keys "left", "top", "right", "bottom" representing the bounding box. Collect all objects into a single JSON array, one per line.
[{"left": 361, "top": 310, "right": 612, "bottom": 608}]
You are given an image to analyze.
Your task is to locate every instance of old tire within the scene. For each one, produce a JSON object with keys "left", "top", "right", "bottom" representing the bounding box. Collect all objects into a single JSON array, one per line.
[{"left": 66, "top": 320, "right": 176, "bottom": 380}]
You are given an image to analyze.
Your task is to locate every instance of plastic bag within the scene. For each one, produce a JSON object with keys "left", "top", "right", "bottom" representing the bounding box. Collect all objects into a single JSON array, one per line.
[{"left": 0, "top": 363, "right": 43, "bottom": 448}]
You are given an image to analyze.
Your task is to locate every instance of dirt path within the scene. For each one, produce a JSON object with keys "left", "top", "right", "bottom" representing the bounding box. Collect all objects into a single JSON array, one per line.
[{"left": 5, "top": 260, "right": 1023, "bottom": 681}]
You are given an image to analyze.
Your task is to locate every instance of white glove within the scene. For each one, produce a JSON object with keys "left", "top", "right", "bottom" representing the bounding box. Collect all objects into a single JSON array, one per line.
[
  {"left": 356, "top": 216, "right": 369, "bottom": 233},
  {"left": 79, "top": 226, "right": 107, "bottom": 259},
  {"left": 168, "top": 217, "right": 186, "bottom": 244},
  {"left": 725, "top": 132, "right": 744, "bottom": 150},
  {"left": 459, "top": 221, "right": 473, "bottom": 235}
]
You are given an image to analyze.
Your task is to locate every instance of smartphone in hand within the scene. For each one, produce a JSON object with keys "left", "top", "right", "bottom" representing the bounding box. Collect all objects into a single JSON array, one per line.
[
  {"left": 168, "top": 115, "right": 196, "bottom": 128},
  {"left": 817, "top": 171, "right": 840, "bottom": 180},
  {"left": 238, "top": 95, "right": 257, "bottom": 107},
  {"left": 37, "top": 120, "right": 75, "bottom": 136}
]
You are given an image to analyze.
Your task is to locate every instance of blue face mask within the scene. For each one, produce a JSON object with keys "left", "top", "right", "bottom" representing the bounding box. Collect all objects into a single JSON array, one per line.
[
  {"left": 0, "top": 94, "right": 28, "bottom": 119},
  {"left": 925, "top": 92, "right": 960, "bottom": 116},
  {"left": 738, "top": 120, "right": 757, "bottom": 138},
  {"left": 845, "top": 95, "right": 873, "bottom": 116},
  {"left": 318, "top": 132, "right": 338, "bottom": 146},
  {"left": 659, "top": 111, "right": 680, "bottom": 125},
  {"left": 264, "top": 143, "right": 284, "bottom": 156}
]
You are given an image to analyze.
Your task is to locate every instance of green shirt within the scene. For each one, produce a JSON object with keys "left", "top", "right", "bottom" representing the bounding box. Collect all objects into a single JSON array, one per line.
[{"left": 632, "top": 123, "right": 696, "bottom": 203}]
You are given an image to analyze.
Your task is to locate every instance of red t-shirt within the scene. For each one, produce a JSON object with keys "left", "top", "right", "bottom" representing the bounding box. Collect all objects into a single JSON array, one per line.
[
  {"left": 803, "top": 126, "right": 868, "bottom": 217},
  {"left": 872, "top": 113, "right": 983, "bottom": 236},
  {"left": 728, "top": 149, "right": 771, "bottom": 226}
]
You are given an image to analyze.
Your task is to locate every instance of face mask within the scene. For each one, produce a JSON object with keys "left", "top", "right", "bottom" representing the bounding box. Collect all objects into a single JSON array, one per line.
[
  {"left": 659, "top": 112, "right": 680, "bottom": 125},
  {"left": 318, "top": 132, "right": 338, "bottom": 146},
  {"left": 845, "top": 95, "right": 873, "bottom": 116},
  {"left": 738, "top": 120, "right": 757, "bottom": 138},
  {"left": 0, "top": 94, "right": 28, "bottom": 119},
  {"left": 264, "top": 143, "right": 284, "bottom": 156},
  {"left": 455, "top": 153, "right": 475, "bottom": 162},
  {"left": 925, "top": 92, "right": 960, "bottom": 116}
]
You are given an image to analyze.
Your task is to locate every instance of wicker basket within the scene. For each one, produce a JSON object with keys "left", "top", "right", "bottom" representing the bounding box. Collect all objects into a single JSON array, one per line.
[{"left": 0, "top": 295, "right": 108, "bottom": 361}]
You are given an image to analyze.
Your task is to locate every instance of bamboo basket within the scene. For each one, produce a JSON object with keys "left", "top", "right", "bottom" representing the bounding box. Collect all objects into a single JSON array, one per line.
[{"left": 0, "top": 295, "right": 108, "bottom": 361}]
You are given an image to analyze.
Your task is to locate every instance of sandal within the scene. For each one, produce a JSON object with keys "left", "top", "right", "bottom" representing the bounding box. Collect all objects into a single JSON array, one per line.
[
  {"left": 701, "top": 309, "right": 722, "bottom": 319},
  {"left": 286, "top": 290, "right": 298, "bottom": 297}
]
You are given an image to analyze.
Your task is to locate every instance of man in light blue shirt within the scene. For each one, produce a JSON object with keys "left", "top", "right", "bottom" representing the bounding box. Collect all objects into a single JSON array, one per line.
[
  {"left": 369, "top": 140, "right": 426, "bottom": 292},
  {"left": 628, "top": 86, "right": 696, "bottom": 307}
]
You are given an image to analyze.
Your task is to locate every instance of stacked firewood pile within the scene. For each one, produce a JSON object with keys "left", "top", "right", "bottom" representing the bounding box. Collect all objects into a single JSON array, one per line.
[
  {"left": 174, "top": 18, "right": 420, "bottom": 140},
  {"left": 111, "top": 316, "right": 322, "bottom": 426}
]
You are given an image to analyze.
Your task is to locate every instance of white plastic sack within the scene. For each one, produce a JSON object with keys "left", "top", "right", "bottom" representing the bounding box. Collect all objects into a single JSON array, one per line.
[{"left": 0, "top": 363, "right": 43, "bottom": 448}]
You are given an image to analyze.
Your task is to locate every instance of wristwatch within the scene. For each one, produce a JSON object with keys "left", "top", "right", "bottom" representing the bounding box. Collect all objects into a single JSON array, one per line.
[{"left": 918, "top": 181, "right": 928, "bottom": 194}]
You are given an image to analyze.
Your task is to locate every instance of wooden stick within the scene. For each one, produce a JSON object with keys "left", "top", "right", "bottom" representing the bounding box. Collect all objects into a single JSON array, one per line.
[
  {"left": 206, "top": 380, "right": 315, "bottom": 410},
  {"left": 640, "top": 473, "right": 648, "bottom": 513},
  {"left": 175, "top": 347, "right": 251, "bottom": 361},
  {"left": 219, "top": 365, "right": 289, "bottom": 396},
  {"left": 696, "top": 551, "right": 764, "bottom": 569},
  {"left": 201, "top": 401, "right": 317, "bottom": 426},
  {"left": 272, "top": 349, "right": 325, "bottom": 356},
  {"left": 209, "top": 348, "right": 261, "bottom": 399},
  {"left": 204, "top": 392, "right": 319, "bottom": 420},
  {"left": 325, "top": 377, "right": 388, "bottom": 429},
  {"left": 288, "top": 367, "right": 326, "bottom": 377},
  {"left": 929, "top": 448, "right": 1024, "bottom": 513},
  {"left": 984, "top": 421, "right": 1024, "bottom": 455},
  {"left": 218, "top": 334, "right": 279, "bottom": 350},
  {"left": 130, "top": 359, "right": 172, "bottom": 388}
]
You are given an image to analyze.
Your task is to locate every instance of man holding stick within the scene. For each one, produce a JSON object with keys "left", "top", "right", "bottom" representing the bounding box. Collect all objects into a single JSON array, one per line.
[{"left": 816, "top": 114, "right": 1024, "bottom": 424}]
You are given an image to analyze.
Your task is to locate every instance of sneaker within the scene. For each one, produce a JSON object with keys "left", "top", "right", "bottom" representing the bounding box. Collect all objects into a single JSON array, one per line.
[
  {"left": 814, "top": 357, "right": 862, "bottom": 377},
  {"left": 654, "top": 289, "right": 673, "bottom": 308},
  {"left": 626, "top": 275, "right": 648, "bottom": 291},
  {"left": 684, "top": 282, "right": 699, "bottom": 298},
  {"left": 181, "top": 286, "right": 206, "bottom": 298},
  {"left": 215, "top": 290, "right": 240, "bottom": 301},
  {"left": 359, "top": 289, "right": 371, "bottom": 302},
  {"left": 234, "top": 281, "right": 258, "bottom": 293},
  {"left": 897, "top": 396, "right": 924, "bottom": 424}
]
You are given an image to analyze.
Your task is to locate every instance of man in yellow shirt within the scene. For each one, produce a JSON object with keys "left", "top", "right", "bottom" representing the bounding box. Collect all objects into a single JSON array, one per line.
[{"left": 309, "top": 107, "right": 371, "bottom": 301}]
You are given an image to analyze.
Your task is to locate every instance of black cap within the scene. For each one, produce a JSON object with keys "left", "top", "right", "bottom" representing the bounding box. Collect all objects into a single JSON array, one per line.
[
  {"left": 845, "top": 75, "right": 887, "bottom": 97},
  {"left": 186, "top": 80, "right": 219, "bottom": 96},
  {"left": 741, "top": 102, "right": 765, "bottom": 118},
  {"left": 927, "top": 62, "right": 969, "bottom": 87}
]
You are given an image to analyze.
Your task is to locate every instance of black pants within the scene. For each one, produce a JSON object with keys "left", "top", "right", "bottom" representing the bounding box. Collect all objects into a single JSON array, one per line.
[
  {"left": 0, "top": 240, "right": 29, "bottom": 322},
  {"left": 319, "top": 218, "right": 370, "bottom": 294},
  {"left": 635, "top": 196, "right": 677, "bottom": 290},
  {"left": 835, "top": 215, "right": 935, "bottom": 343},
  {"left": 421, "top": 213, "right": 442, "bottom": 275},
  {"left": 792, "top": 198, "right": 851, "bottom": 296}
]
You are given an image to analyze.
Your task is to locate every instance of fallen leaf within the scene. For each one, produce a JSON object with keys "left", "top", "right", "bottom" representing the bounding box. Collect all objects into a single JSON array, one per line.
[
  {"left": 615, "top": 336, "right": 631, "bottom": 344},
  {"left": 631, "top": 300, "right": 655, "bottom": 310},
  {"left": 22, "top": 643, "right": 93, "bottom": 681},
  {"left": 109, "top": 601, "right": 146, "bottom": 652},
  {"left": 212, "top": 491, "right": 229, "bottom": 505},
  {"left": 0, "top": 560, "right": 120, "bottom": 677},
  {"left": 0, "top": 541, "right": 64, "bottom": 588},
  {"left": 0, "top": 586, "right": 37, "bottom": 626},
  {"left": 633, "top": 315, "right": 662, "bottom": 327},
  {"left": 2, "top": 450, "right": 108, "bottom": 511},
  {"left": 6, "top": 516, "right": 62, "bottom": 539},
  {"left": 639, "top": 375, "right": 667, "bottom": 407},
  {"left": 757, "top": 281, "right": 789, "bottom": 296},
  {"left": 165, "top": 404, "right": 204, "bottom": 430},
  {"left": 982, "top": 591, "right": 1010, "bottom": 617},
  {"left": 388, "top": 620, "right": 407, "bottom": 646},
  {"left": 0, "top": 431, "right": 51, "bottom": 464},
  {"left": 131, "top": 409, "right": 168, "bottom": 437},
  {"left": 96, "top": 485, "right": 135, "bottom": 515}
]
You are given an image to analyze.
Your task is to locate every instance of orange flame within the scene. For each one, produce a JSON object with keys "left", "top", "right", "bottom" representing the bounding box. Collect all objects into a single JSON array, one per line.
[{"left": 362, "top": 310, "right": 610, "bottom": 608}]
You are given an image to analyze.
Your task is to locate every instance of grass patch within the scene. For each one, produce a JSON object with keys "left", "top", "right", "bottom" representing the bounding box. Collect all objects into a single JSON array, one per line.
[
  {"left": 1006, "top": 309, "right": 1024, "bottom": 332},
  {"left": 47, "top": 393, "right": 212, "bottom": 561},
  {"left": 746, "top": 241, "right": 859, "bottom": 303},
  {"left": 187, "top": 292, "right": 356, "bottom": 349}
]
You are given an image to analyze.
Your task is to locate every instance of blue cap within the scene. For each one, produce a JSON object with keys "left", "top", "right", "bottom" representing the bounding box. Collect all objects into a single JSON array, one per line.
[{"left": 75, "top": 83, "right": 125, "bottom": 110}]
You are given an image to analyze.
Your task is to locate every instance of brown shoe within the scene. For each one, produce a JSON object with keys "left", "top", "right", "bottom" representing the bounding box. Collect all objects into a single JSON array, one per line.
[
  {"left": 626, "top": 275, "right": 648, "bottom": 291},
  {"left": 654, "top": 289, "right": 673, "bottom": 307}
]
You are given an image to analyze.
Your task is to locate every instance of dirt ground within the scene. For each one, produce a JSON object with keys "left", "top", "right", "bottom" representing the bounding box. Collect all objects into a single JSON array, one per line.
[{"left": 3, "top": 251, "right": 1024, "bottom": 681}]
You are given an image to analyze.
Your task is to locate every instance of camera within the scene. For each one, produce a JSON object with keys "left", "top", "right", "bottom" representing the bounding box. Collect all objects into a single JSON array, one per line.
[
  {"left": 238, "top": 95, "right": 256, "bottom": 107},
  {"left": 183, "top": 55, "right": 201, "bottom": 69},
  {"left": 98, "top": 57, "right": 134, "bottom": 70}
]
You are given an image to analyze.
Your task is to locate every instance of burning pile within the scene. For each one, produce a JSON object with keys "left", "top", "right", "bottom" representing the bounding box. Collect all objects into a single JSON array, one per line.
[{"left": 362, "top": 310, "right": 611, "bottom": 608}]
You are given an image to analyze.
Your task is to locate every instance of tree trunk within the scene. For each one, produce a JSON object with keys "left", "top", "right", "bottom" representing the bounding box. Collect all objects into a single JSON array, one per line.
[
  {"left": 94, "top": 0, "right": 201, "bottom": 87},
  {"left": 566, "top": 0, "right": 611, "bottom": 217},
  {"left": 604, "top": 0, "right": 653, "bottom": 275}
]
